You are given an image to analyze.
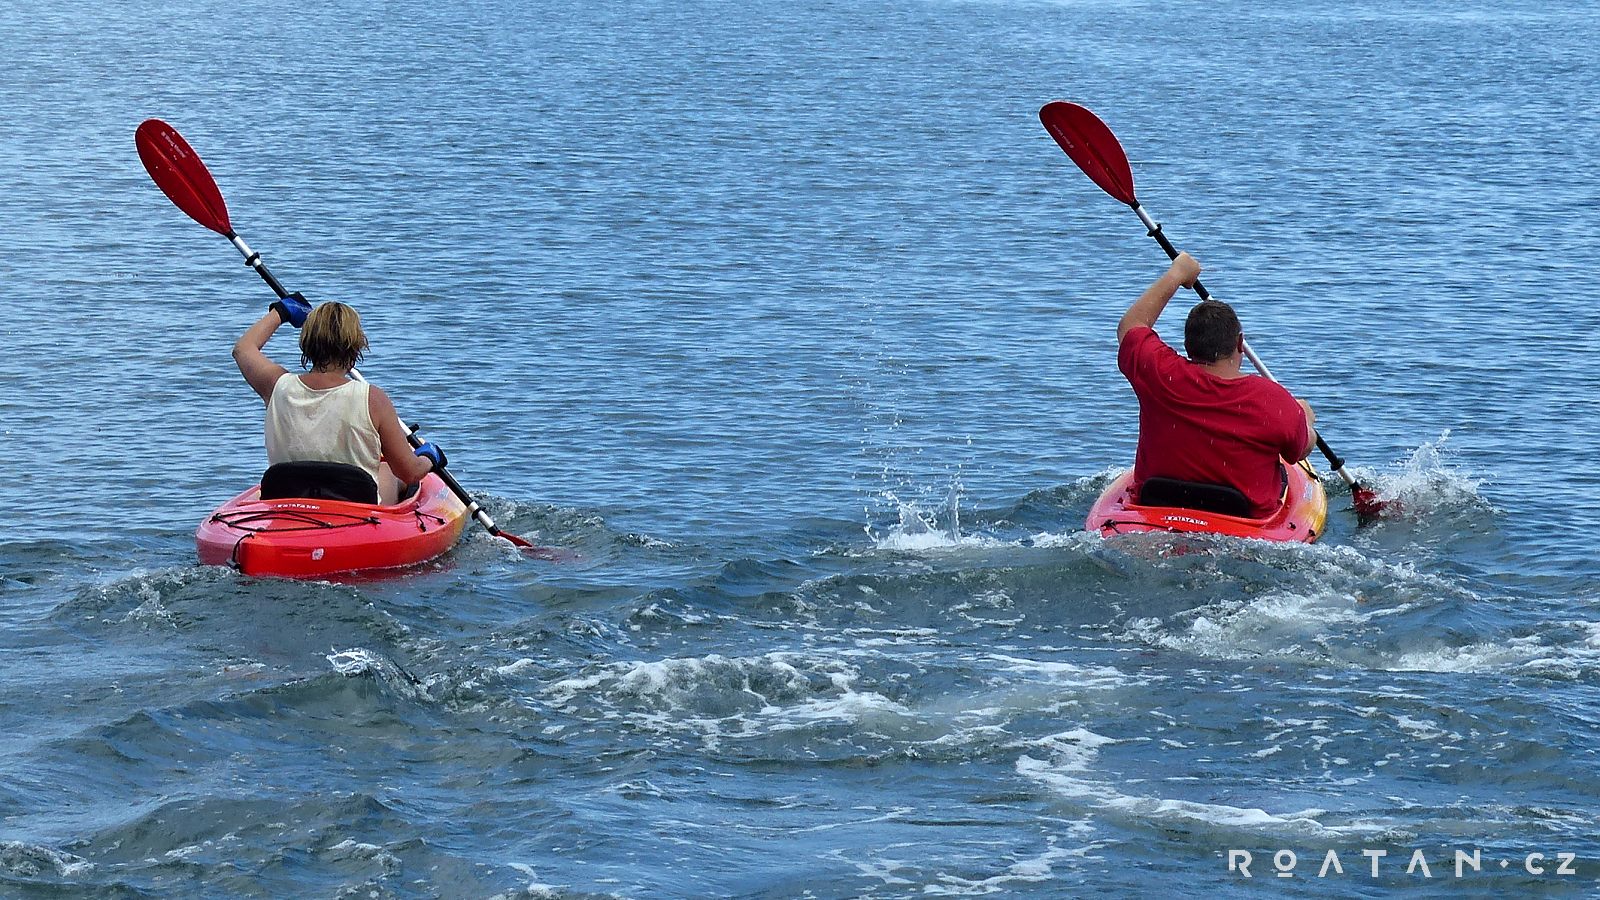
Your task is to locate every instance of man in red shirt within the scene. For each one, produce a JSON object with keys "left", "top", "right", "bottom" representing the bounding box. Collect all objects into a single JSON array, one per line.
[{"left": 1117, "top": 253, "right": 1318, "bottom": 518}]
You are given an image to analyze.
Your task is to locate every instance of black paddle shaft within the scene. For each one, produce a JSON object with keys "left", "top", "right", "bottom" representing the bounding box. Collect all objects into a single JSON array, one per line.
[{"left": 226, "top": 232, "right": 293, "bottom": 300}]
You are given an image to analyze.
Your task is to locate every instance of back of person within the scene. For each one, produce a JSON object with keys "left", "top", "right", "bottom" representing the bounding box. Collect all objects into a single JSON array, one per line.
[
  {"left": 264, "top": 374, "right": 381, "bottom": 483},
  {"left": 1112, "top": 253, "right": 1314, "bottom": 519},
  {"left": 234, "top": 297, "right": 447, "bottom": 506},
  {"left": 1119, "top": 326, "right": 1307, "bottom": 517}
]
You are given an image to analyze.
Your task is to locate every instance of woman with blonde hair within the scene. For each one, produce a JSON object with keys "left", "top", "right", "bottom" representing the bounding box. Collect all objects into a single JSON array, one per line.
[{"left": 232, "top": 294, "right": 445, "bottom": 503}]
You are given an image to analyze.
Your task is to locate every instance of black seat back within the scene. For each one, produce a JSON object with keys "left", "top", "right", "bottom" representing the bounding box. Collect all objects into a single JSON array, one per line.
[
  {"left": 1137, "top": 476, "right": 1252, "bottom": 517},
  {"left": 260, "top": 461, "right": 379, "bottom": 504}
]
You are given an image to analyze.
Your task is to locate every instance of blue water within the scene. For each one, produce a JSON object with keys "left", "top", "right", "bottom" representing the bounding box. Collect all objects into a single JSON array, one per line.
[{"left": 4, "top": 0, "right": 1600, "bottom": 895}]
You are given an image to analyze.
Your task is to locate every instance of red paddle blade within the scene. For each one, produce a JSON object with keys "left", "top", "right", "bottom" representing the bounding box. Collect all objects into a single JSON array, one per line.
[
  {"left": 1351, "top": 485, "right": 1396, "bottom": 522},
  {"left": 492, "top": 529, "right": 576, "bottom": 561},
  {"left": 1039, "top": 101, "right": 1138, "bottom": 207},
  {"left": 136, "top": 118, "right": 232, "bottom": 235},
  {"left": 498, "top": 530, "right": 537, "bottom": 549}
]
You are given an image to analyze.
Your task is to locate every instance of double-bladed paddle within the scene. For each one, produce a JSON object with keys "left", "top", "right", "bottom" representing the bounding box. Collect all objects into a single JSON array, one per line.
[
  {"left": 135, "top": 118, "right": 541, "bottom": 549},
  {"left": 1038, "top": 101, "right": 1388, "bottom": 520}
]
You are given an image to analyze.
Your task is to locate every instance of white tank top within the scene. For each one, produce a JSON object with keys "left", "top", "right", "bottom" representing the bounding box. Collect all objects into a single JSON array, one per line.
[{"left": 263, "top": 373, "right": 382, "bottom": 483}]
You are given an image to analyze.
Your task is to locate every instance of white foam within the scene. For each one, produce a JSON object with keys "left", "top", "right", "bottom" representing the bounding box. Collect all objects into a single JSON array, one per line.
[
  {"left": 544, "top": 652, "right": 835, "bottom": 705},
  {"left": 324, "top": 839, "right": 400, "bottom": 873},
  {"left": 1111, "top": 540, "right": 1497, "bottom": 671},
  {"left": 763, "top": 691, "right": 912, "bottom": 732},
  {"left": 1358, "top": 429, "right": 1487, "bottom": 513},
  {"left": 871, "top": 526, "right": 1002, "bottom": 553},
  {"left": 0, "top": 841, "right": 92, "bottom": 878},
  {"left": 1027, "top": 529, "right": 1102, "bottom": 550},
  {"left": 866, "top": 488, "right": 999, "bottom": 552},
  {"left": 1380, "top": 623, "right": 1600, "bottom": 679},
  {"left": 1384, "top": 637, "right": 1542, "bottom": 673},
  {"left": 540, "top": 648, "right": 1149, "bottom": 757},
  {"left": 325, "top": 647, "right": 431, "bottom": 702},
  {"left": 921, "top": 842, "right": 1089, "bottom": 895},
  {"left": 1015, "top": 729, "right": 1384, "bottom": 839},
  {"left": 985, "top": 655, "right": 1135, "bottom": 690},
  {"left": 1121, "top": 586, "right": 1365, "bottom": 665},
  {"left": 1017, "top": 753, "right": 1374, "bottom": 838},
  {"left": 1390, "top": 715, "right": 1459, "bottom": 742},
  {"left": 541, "top": 652, "right": 878, "bottom": 750},
  {"left": 326, "top": 647, "right": 386, "bottom": 677},
  {"left": 495, "top": 657, "right": 539, "bottom": 677},
  {"left": 120, "top": 582, "right": 177, "bottom": 626},
  {"left": 846, "top": 626, "right": 941, "bottom": 648},
  {"left": 496, "top": 864, "right": 563, "bottom": 899},
  {"left": 1077, "top": 466, "right": 1127, "bottom": 490}
]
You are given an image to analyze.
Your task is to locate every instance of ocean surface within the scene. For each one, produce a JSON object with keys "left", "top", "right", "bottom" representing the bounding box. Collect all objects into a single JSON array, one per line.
[{"left": 3, "top": 0, "right": 1599, "bottom": 896}]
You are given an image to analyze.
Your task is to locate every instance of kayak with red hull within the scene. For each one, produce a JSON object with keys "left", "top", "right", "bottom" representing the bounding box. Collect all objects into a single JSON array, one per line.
[
  {"left": 1086, "top": 461, "right": 1328, "bottom": 544},
  {"left": 196, "top": 473, "right": 469, "bottom": 577}
]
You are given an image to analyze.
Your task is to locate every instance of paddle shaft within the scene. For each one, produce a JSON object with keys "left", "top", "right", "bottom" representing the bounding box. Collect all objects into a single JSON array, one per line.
[
  {"left": 226, "top": 233, "right": 291, "bottom": 299},
  {"left": 222, "top": 233, "right": 527, "bottom": 544},
  {"left": 1128, "top": 203, "right": 1362, "bottom": 490}
]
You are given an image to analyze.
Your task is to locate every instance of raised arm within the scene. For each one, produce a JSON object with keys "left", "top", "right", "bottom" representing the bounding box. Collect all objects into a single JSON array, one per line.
[
  {"left": 1117, "top": 252, "right": 1202, "bottom": 343},
  {"left": 233, "top": 311, "right": 290, "bottom": 403}
]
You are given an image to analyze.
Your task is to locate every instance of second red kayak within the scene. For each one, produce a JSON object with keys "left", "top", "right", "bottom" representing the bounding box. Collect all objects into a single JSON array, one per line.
[
  {"left": 195, "top": 473, "right": 469, "bottom": 577},
  {"left": 1086, "top": 461, "right": 1328, "bottom": 543}
]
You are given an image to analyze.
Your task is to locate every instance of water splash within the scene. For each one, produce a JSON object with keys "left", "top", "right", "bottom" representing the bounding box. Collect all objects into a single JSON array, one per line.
[
  {"left": 867, "top": 481, "right": 989, "bottom": 551},
  {"left": 325, "top": 648, "right": 431, "bottom": 702},
  {"left": 1355, "top": 430, "right": 1487, "bottom": 516}
]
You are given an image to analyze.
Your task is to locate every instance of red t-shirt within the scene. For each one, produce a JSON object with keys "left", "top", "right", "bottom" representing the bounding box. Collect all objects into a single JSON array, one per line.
[{"left": 1118, "top": 326, "right": 1310, "bottom": 517}]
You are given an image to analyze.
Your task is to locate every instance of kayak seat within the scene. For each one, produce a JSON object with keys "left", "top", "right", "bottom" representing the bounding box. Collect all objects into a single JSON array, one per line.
[
  {"left": 1137, "top": 476, "right": 1253, "bottom": 518},
  {"left": 260, "top": 461, "right": 379, "bottom": 504}
]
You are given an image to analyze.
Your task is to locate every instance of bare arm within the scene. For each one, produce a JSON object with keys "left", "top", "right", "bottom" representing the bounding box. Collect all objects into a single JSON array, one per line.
[
  {"left": 369, "top": 385, "right": 435, "bottom": 485},
  {"left": 233, "top": 311, "right": 290, "bottom": 403},
  {"left": 1117, "top": 252, "right": 1203, "bottom": 343},
  {"left": 1296, "top": 398, "right": 1318, "bottom": 461}
]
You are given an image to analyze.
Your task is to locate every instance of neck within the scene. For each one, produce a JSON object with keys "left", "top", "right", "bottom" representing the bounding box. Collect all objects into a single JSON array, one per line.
[
  {"left": 302, "top": 366, "right": 351, "bottom": 384},
  {"left": 1196, "top": 353, "right": 1245, "bottom": 379}
]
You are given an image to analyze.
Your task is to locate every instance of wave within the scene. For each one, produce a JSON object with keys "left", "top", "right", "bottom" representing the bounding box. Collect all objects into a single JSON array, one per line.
[
  {"left": 0, "top": 841, "right": 92, "bottom": 879},
  {"left": 1015, "top": 729, "right": 1393, "bottom": 841}
]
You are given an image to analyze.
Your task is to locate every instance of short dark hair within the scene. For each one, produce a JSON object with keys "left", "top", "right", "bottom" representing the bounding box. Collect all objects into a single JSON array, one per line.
[{"left": 1184, "top": 299, "right": 1241, "bottom": 363}]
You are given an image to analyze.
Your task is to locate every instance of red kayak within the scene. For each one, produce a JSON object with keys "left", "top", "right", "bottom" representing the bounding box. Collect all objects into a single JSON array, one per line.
[
  {"left": 196, "top": 473, "right": 469, "bottom": 577},
  {"left": 1086, "top": 461, "right": 1327, "bottom": 543}
]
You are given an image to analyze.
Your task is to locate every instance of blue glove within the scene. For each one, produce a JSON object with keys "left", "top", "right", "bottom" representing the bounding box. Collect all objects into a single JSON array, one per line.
[
  {"left": 270, "top": 292, "right": 312, "bottom": 328},
  {"left": 415, "top": 442, "right": 448, "bottom": 471}
]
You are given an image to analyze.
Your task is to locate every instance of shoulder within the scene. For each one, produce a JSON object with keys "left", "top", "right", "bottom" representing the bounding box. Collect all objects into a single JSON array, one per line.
[
  {"left": 1119, "top": 325, "right": 1177, "bottom": 359},
  {"left": 365, "top": 383, "right": 396, "bottom": 417},
  {"left": 1118, "top": 325, "right": 1180, "bottom": 375},
  {"left": 1245, "top": 375, "right": 1297, "bottom": 404},
  {"left": 1245, "top": 376, "right": 1308, "bottom": 429},
  {"left": 263, "top": 370, "right": 295, "bottom": 402},
  {"left": 241, "top": 357, "right": 292, "bottom": 405},
  {"left": 1118, "top": 325, "right": 1159, "bottom": 350}
]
